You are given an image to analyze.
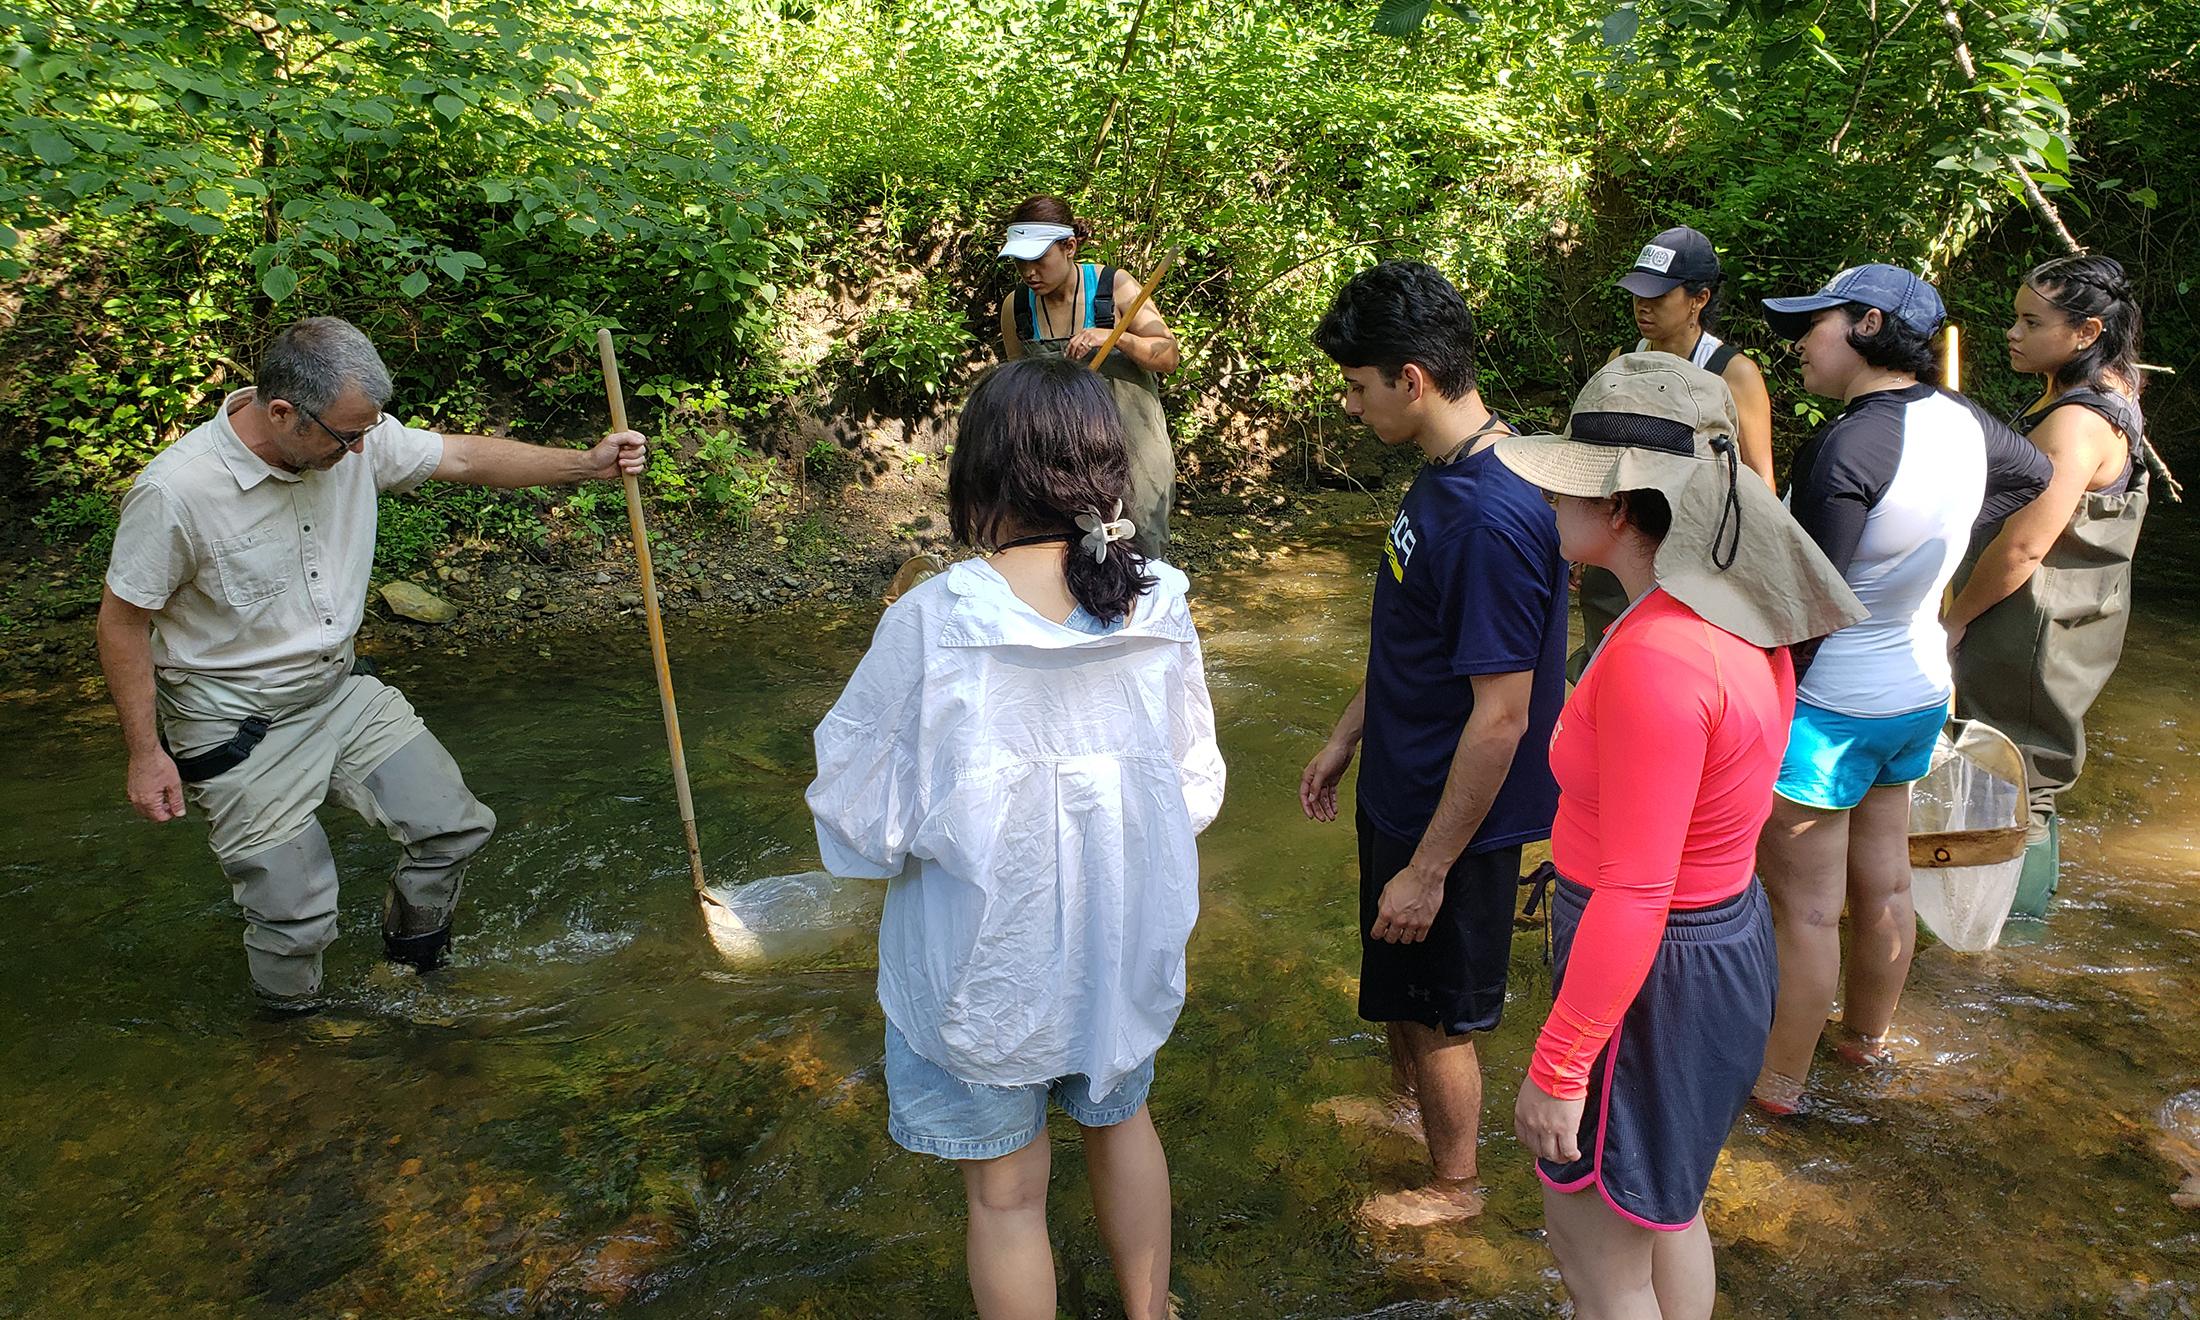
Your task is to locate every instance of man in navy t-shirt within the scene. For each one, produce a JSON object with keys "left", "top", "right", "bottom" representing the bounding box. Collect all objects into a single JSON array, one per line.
[{"left": 1301, "top": 262, "right": 1568, "bottom": 1227}]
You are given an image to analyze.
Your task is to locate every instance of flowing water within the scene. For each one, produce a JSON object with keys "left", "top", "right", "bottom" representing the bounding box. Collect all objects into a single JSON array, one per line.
[{"left": 4, "top": 501, "right": 2198, "bottom": 1318}]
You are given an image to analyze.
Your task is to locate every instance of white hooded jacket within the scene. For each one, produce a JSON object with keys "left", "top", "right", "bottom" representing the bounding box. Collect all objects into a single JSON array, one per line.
[{"left": 808, "top": 558, "right": 1224, "bottom": 1100}]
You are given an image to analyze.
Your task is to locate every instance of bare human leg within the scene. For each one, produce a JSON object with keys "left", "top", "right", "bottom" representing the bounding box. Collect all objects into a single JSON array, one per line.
[
  {"left": 1836, "top": 783, "right": 1916, "bottom": 1056},
  {"left": 1648, "top": 1213, "right": 1717, "bottom": 1319},
  {"left": 1080, "top": 1105, "right": 1172, "bottom": 1320},
  {"left": 959, "top": 1134, "right": 1054, "bottom": 1320},
  {"left": 1541, "top": 1183, "right": 1663, "bottom": 1320},
  {"left": 1754, "top": 796, "right": 1851, "bottom": 1111},
  {"left": 1361, "top": 1022, "right": 1485, "bottom": 1225}
]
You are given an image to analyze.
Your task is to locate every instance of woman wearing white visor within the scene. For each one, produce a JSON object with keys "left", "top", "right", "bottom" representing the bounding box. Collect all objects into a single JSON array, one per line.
[{"left": 997, "top": 195, "right": 1181, "bottom": 557}]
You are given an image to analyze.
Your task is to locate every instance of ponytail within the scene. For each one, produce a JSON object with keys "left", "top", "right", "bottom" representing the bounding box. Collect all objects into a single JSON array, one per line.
[{"left": 948, "top": 358, "right": 1156, "bottom": 623}]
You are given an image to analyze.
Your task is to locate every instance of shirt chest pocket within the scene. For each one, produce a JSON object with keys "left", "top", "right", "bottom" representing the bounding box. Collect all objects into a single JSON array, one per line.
[{"left": 210, "top": 527, "right": 295, "bottom": 605}]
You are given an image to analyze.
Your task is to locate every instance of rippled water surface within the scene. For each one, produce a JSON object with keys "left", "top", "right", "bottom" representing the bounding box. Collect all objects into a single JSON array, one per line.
[{"left": 4, "top": 503, "right": 2197, "bottom": 1317}]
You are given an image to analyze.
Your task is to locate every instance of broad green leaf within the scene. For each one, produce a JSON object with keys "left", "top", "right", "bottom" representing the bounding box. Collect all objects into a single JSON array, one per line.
[
  {"left": 1373, "top": 0, "right": 1433, "bottom": 36},
  {"left": 434, "top": 94, "right": 465, "bottom": 121},
  {"left": 261, "top": 265, "right": 299, "bottom": 303},
  {"left": 399, "top": 271, "right": 431, "bottom": 297},
  {"left": 1602, "top": 5, "right": 1640, "bottom": 47},
  {"left": 433, "top": 251, "right": 469, "bottom": 283},
  {"left": 29, "top": 129, "right": 75, "bottom": 165}
]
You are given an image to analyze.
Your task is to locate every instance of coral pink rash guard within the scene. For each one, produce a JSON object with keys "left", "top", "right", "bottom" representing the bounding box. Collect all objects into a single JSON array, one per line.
[{"left": 1529, "top": 588, "right": 1796, "bottom": 1100}]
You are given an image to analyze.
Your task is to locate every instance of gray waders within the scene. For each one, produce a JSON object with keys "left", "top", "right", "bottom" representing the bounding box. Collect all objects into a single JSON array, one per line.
[
  {"left": 1018, "top": 341, "right": 1174, "bottom": 561},
  {"left": 1954, "top": 398, "right": 2150, "bottom": 916},
  {"left": 166, "top": 670, "right": 496, "bottom": 1001}
]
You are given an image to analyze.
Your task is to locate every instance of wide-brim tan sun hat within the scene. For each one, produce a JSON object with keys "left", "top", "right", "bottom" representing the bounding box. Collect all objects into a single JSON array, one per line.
[{"left": 1494, "top": 352, "right": 1866, "bottom": 649}]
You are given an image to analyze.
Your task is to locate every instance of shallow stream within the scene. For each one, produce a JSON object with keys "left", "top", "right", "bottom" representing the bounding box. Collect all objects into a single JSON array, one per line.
[{"left": 4, "top": 503, "right": 2197, "bottom": 1317}]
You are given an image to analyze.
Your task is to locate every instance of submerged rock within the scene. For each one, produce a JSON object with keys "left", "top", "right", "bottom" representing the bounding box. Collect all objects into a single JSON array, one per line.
[
  {"left": 2158, "top": 1090, "right": 2200, "bottom": 1210},
  {"left": 379, "top": 581, "right": 459, "bottom": 624}
]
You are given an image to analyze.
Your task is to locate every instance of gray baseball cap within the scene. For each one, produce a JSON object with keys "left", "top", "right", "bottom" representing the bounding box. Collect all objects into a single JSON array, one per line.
[{"left": 1762, "top": 263, "right": 1946, "bottom": 339}]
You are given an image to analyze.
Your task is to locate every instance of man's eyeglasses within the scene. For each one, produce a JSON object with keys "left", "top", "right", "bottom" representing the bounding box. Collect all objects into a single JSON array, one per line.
[{"left": 299, "top": 405, "right": 382, "bottom": 457}]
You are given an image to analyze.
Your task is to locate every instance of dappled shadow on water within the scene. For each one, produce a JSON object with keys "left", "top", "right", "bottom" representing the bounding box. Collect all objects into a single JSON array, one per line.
[{"left": 4, "top": 508, "right": 2199, "bottom": 1316}]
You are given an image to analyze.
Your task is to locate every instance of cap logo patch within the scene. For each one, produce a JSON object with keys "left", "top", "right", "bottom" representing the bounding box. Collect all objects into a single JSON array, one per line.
[{"left": 1636, "top": 244, "right": 1677, "bottom": 273}]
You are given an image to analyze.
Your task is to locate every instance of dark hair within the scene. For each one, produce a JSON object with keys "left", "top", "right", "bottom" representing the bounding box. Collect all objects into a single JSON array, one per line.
[
  {"left": 1681, "top": 278, "right": 1722, "bottom": 335},
  {"left": 1840, "top": 303, "right": 1943, "bottom": 386},
  {"left": 1612, "top": 489, "right": 1673, "bottom": 541},
  {"left": 2026, "top": 254, "right": 2144, "bottom": 398},
  {"left": 1314, "top": 260, "right": 1479, "bottom": 399},
  {"left": 1007, "top": 194, "right": 1092, "bottom": 252},
  {"left": 949, "top": 357, "right": 1155, "bottom": 622}
]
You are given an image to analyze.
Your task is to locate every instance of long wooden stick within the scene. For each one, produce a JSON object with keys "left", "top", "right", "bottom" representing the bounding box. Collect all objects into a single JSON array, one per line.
[
  {"left": 1089, "top": 245, "right": 1183, "bottom": 370},
  {"left": 596, "top": 328, "right": 709, "bottom": 898},
  {"left": 1941, "top": 322, "right": 1962, "bottom": 393}
]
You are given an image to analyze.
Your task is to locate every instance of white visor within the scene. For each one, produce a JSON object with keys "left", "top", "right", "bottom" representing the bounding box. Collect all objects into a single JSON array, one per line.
[{"left": 999, "top": 222, "right": 1074, "bottom": 261}]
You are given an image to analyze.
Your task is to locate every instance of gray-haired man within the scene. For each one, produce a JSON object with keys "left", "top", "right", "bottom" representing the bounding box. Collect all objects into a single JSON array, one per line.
[{"left": 96, "top": 317, "right": 647, "bottom": 1006}]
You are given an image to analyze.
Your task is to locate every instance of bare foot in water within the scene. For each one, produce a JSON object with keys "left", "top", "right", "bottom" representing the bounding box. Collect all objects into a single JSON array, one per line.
[
  {"left": 1314, "top": 1095, "right": 1426, "bottom": 1142},
  {"left": 1358, "top": 1180, "right": 1486, "bottom": 1228},
  {"left": 1833, "top": 1025, "right": 1893, "bottom": 1068},
  {"left": 1751, "top": 1068, "right": 1805, "bottom": 1117}
]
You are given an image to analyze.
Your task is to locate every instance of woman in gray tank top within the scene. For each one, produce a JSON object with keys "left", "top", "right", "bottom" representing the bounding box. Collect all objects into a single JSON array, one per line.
[{"left": 1945, "top": 255, "right": 2152, "bottom": 914}]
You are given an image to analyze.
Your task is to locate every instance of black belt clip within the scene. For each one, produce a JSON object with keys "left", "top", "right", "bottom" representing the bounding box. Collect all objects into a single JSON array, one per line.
[{"left": 166, "top": 714, "right": 272, "bottom": 783}]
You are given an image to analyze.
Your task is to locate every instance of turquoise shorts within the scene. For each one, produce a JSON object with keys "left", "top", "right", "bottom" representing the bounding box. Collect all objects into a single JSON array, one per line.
[
  {"left": 883, "top": 1019, "right": 1154, "bottom": 1161},
  {"left": 1774, "top": 699, "right": 1948, "bottom": 811}
]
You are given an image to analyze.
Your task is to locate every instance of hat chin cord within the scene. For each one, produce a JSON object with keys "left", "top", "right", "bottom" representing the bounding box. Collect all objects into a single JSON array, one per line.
[{"left": 1708, "top": 435, "right": 1742, "bottom": 571}]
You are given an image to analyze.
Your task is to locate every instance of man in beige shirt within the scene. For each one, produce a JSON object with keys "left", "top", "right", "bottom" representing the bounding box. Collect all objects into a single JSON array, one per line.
[{"left": 98, "top": 316, "right": 647, "bottom": 1006}]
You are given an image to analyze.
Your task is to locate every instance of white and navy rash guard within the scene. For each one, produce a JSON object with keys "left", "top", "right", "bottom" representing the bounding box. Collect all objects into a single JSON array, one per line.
[{"left": 1787, "top": 383, "right": 2051, "bottom": 718}]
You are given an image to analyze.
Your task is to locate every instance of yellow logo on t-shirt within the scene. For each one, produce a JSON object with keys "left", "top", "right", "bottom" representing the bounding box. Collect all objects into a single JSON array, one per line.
[{"left": 1385, "top": 508, "right": 1418, "bottom": 582}]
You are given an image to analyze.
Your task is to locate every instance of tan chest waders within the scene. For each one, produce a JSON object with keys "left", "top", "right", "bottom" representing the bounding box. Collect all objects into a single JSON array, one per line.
[{"left": 1016, "top": 265, "right": 1175, "bottom": 559}]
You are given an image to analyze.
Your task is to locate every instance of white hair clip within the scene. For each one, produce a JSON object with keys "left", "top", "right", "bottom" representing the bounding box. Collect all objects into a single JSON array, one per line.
[{"left": 1075, "top": 502, "right": 1136, "bottom": 563}]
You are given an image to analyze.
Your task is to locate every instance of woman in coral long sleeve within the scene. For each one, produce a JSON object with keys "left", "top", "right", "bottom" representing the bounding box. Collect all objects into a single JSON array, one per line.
[{"left": 1495, "top": 354, "right": 1863, "bottom": 1319}]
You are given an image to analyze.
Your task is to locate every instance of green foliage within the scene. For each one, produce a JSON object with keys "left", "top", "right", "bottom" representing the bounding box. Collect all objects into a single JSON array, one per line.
[
  {"left": 845, "top": 279, "right": 975, "bottom": 405},
  {"left": 4, "top": 0, "right": 2196, "bottom": 563}
]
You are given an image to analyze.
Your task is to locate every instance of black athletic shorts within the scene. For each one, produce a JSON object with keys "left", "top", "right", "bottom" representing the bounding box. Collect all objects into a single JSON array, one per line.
[
  {"left": 1536, "top": 875, "right": 1778, "bottom": 1229},
  {"left": 1355, "top": 803, "right": 1522, "bottom": 1035}
]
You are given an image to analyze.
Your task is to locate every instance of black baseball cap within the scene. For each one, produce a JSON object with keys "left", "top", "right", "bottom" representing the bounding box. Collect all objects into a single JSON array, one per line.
[{"left": 1617, "top": 227, "right": 1722, "bottom": 298}]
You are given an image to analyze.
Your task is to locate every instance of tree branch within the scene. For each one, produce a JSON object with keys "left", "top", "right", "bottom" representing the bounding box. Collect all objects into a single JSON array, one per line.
[
  {"left": 1081, "top": 0, "right": 1153, "bottom": 185},
  {"left": 1941, "top": 3, "right": 2083, "bottom": 255}
]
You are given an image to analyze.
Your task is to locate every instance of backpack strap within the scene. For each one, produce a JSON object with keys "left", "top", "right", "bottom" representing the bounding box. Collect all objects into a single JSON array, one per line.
[
  {"left": 1093, "top": 265, "right": 1117, "bottom": 329},
  {"left": 1703, "top": 341, "right": 1740, "bottom": 376},
  {"left": 1014, "top": 287, "right": 1035, "bottom": 344}
]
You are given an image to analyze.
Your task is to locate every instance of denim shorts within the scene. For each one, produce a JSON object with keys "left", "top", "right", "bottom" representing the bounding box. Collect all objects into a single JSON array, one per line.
[
  {"left": 1774, "top": 699, "right": 1948, "bottom": 811},
  {"left": 883, "top": 1019, "right": 1155, "bottom": 1161}
]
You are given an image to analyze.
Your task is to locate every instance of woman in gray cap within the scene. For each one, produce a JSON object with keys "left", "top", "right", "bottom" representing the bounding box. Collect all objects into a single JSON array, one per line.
[
  {"left": 1751, "top": 265, "right": 2050, "bottom": 1114},
  {"left": 1499, "top": 353, "right": 1861, "bottom": 1318},
  {"left": 995, "top": 194, "right": 1181, "bottom": 557},
  {"left": 1573, "top": 227, "right": 1777, "bottom": 676}
]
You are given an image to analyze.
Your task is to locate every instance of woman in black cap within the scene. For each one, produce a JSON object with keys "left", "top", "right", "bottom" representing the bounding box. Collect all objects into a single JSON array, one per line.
[{"left": 1574, "top": 227, "right": 1776, "bottom": 674}]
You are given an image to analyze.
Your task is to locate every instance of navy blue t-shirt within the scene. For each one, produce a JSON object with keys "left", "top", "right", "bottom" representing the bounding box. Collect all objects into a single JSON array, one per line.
[{"left": 1359, "top": 444, "right": 1567, "bottom": 849}]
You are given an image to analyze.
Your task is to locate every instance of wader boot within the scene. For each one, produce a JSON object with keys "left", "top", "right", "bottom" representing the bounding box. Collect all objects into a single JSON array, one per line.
[
  {"left": 222, "top": 823, "right": 343, "bottom": 1001},
  {"left": 349, "top": 731, "right": 498, "bottom": 973},
  {"left": 2010, "top": 813, "right": 2061, "bottom": 920}
]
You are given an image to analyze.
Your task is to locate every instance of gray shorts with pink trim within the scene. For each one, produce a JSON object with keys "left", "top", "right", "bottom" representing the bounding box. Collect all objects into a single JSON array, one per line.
[{"left": 1536, "top": 876, "right": 1777, "bottom": 1229}]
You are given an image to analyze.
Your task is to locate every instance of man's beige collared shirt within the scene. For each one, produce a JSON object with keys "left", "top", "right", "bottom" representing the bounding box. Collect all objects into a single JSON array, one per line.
[{"left": 106, "top": 389, "right": 443, "bottom": 717}]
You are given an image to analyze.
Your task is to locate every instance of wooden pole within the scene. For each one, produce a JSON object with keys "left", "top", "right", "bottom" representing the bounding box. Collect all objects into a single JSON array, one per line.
[
  {"left": 596, "top": 328, "right": 710, "bottom": 899},
  {"left": 1942, "top": 322, "right": 1962, "bottom": 393},
  {"left": 1088, "top": 245, "right": 1183, "bottom": 371}
]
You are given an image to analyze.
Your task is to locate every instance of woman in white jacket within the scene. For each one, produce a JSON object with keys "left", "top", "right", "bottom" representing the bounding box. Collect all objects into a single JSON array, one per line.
[{"left": 808, "top": 356, "right": 1224, "bottom": 1320}]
